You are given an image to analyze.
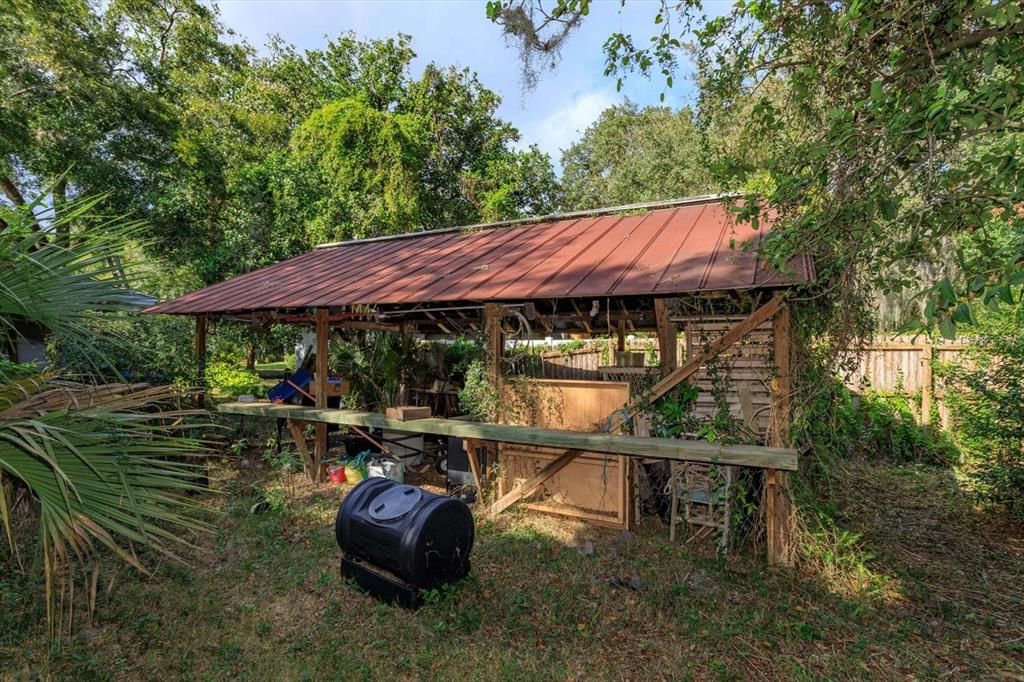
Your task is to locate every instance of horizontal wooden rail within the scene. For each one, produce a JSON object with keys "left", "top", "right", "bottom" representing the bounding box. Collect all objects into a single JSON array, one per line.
[{"left": 217, "top": 401, "right": 799, "bottom": 471}]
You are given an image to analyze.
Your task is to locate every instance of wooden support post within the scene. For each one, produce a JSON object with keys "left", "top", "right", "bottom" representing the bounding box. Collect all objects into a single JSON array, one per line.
[
  {"left": 654, "top": 298, "right": 678, "bottom": 378},
  {"left": 767, "top": 303, "right": 795, "bottom": 567},
  {"left": 467, "top": 445, "right": 484, "bottom": 493},
  {"left": 313, "top": 307, "right": 330, "bottom": 483},
  {"left": 484, "top": 303, "right": 505, "bottom": 385},
  {"left": 617, "top": 319, "right": 626, "bottom": 352},
  {"left": 920, "top": 343, "right": 933, "bottom": 426},
  {"left": 195, "top": 314, "right": 207, "bottom": 408}
]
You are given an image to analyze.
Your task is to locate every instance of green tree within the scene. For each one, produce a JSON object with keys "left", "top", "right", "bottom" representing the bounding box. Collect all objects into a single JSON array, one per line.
[
  {"left": 0, "top": 0, "right": 234, "bottom": 240},
  {"left": 400, "top": 63, "right": 561, "bottom": 225},
  {"left": 560, "top": 102, "right": 712, "bottom": 210},
  {"left": 289, "top": 98, "right": 424, "bottom": 243},
  {"left": 152, "top": 31, "right": 561, "bottom": 284}
]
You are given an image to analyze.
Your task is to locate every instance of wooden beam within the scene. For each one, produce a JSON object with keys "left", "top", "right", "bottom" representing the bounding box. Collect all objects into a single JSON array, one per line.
[
  {"left": 618, "top": 300, "right": 637, "bottom": 332},
  {"left": 333, "top": 320, "right": 402, "bottom": 332},
  {"left": 770, "top": 303, "right": 792, "bottom": 444},
  {"left": 617, "top": 319, "right": 626, "bottom": 352},
  {"left": 466, "top": 441, "right": 484, "bottom": 493},
  {"left": 313, "top": 307, "right": 330, "bottom": 483},
  {"left": 215, "top": 402, "right": 799, "bottom": 470},
  {"left": 488, "top": 449, "right": 579, "bottom": 516},
  {"left": 654, "top": 298, "right": 678, "bottom": 378},
  {"left": 455, "top": 309, "right": 479, "bottom": 332},
  {"left": 767, "top": 303, "right": 795, "bottom": 567},
  {"left": 484, "top": 303, "right": 505, "bottom": 385},
  {"left": 607, "top": 294, "right": 784, "bottom": 433},
  {"left": 287, "top": 419, "right": 314, "bottom": 475},
  {"left": 569, "top": 299, "right": 593, "bottom": 333},
  {"left": 424, "top": 311, "right": 453, "bottom": 334},
  {"left": 195, "top": 314, "right": 207, "bottom": 408}
]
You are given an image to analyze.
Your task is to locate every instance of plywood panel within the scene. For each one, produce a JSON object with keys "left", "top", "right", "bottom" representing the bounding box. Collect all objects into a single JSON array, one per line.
[
  {"left": 497, "top": 378, "right": 632, "bottom": 529},
  {"left": 518, "top": 379, "right": 630, "bottom": 431},
  {"left": 498, "top": 444, "right": 629, "bottom": 529}
]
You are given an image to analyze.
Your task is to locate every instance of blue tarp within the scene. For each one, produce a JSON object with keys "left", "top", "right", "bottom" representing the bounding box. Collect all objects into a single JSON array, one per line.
[{"left": 267, "top": 368, "right": 311, "bottom": 402}]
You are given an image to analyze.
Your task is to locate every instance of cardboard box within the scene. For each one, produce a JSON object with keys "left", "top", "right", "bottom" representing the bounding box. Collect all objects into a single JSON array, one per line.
[
  {"left": 385, "top": 405, "right": 432, "bottom": 421},
  {"left": 310, "top": 377, "right": 350, "bottom": 397}
]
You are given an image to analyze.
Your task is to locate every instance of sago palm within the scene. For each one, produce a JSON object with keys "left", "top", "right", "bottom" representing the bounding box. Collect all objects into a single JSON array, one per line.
[{"left": 0, "top": 194, "right": 210, "bottom": 635}]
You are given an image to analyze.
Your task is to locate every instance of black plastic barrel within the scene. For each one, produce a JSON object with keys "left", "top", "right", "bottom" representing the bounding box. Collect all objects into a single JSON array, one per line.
[{"left": 335, "top": 478, "right": 474, "bottom": 589}]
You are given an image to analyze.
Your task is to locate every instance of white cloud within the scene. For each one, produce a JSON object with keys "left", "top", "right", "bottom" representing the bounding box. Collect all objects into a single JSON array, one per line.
[{"left": 522, "top": 89, "right": 619, "bottom": 167}]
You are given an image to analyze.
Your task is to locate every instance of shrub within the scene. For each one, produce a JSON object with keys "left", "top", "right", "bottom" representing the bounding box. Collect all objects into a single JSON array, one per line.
[
  {"left": 444, "top": 336, "right": 483, "bottom": 383},
  {"left": 54, "top": 313, "right": 196, "bottom": 384},
  {"left": 851, "top": 390, "right": 958, "bottom": 465},
  {"left": 207, "top": 362, "right": 265, "bottom": 398},
  {"left": 795, "top": 362, "right": 957, "bottom": 467},
  {"left": 944, "top": 326, "right": 1024, "bottom": 517}
]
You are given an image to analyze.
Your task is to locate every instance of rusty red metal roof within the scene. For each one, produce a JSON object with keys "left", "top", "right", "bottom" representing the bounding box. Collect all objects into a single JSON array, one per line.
[{"left": 145, "top": 198, "right": 814, "bottom": 315}]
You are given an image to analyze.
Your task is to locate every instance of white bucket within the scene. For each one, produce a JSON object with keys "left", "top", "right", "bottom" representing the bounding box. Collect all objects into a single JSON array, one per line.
[{"left": 367, "top": 458, "right": 404, "bottom": 483}]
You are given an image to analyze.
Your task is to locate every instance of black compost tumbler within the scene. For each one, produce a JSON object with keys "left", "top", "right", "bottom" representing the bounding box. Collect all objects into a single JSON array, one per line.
[{"left": 335, "top": 477, "right": 474, "bottom": 608}]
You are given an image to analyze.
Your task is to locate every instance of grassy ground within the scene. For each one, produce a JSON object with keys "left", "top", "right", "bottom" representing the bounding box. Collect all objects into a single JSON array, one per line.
[{"left": 2, "top": 458, "right": 1022, "bottom": 680}]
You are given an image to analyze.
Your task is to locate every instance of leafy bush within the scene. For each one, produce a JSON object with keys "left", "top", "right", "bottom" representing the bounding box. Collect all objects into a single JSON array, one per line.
[
  {"left": 795, "top": 363, "right": 957, "bottom": 467},
  {"left": 457, "top": 359, "right": 499, "bottom": 421},
  {"left": 444, "top": 336, "right": 483, "bottom": 383},
  {"left": 330, "top": 331, "right": 418, "bottom": 410},
  {"left": 944, "top": 325, "right": 1024, "bottom": 517},
  {"left": 55, "top": 313, "right": 196, "bottom": 384},
  {"left": 207, "top": 362, "right": 265, "bottom": 398},
  {"left": 851, "top": 390, "right": 958, "bottom": 465}
]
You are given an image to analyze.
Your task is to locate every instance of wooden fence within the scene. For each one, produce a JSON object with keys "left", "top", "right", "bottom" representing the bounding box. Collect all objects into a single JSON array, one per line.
[
  {"left": 526, "top": 339, "right": 680, "bottom": 381},
  {"left": 841, "top": 337, "right": 968, "bottom": 429}
]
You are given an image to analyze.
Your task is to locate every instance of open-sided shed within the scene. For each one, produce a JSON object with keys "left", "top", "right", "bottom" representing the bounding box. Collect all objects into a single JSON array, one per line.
[{"left": 145, "top": 195, "right": 812, "bottom": 565}]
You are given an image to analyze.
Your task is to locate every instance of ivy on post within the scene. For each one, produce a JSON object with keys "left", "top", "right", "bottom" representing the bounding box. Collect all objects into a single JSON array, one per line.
[
  {"left": 654, "top": 298, "right": 678, "bottom": 378},
  {"left": 483, "top": 303, "right": 506, "bottom": 386},
  {"left": 476, "top": 302, "right": 507, "bottom": 497},
  {"left": 767, "top": 302, "right": 795, "bottom": 567}
]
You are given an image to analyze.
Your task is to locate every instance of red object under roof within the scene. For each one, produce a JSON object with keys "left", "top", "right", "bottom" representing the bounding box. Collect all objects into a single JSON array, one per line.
[{"left": 145, "top": 198, "right": 814, "bottom": 315}]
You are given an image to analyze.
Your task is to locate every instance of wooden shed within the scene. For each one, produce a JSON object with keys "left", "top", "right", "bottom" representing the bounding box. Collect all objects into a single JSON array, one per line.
[{"left": 145, "top": 195, "right": 812, "bottom": 565}]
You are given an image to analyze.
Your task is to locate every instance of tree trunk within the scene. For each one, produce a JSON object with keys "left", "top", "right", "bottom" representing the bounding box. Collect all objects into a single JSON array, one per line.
[
  {"left": 53, "top": 178, "right": 69, "bottom": 247},
  {"left": 1, "top": 175, "right": 40, "bottom": 232},
  {"left": 246, "top": 342, "right": 257, "bottom": 371}
]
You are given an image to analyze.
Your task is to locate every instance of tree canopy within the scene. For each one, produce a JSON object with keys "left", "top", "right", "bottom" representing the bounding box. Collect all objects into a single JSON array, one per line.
[
  {"left": 490, "top": 0, "right": 1024, "bottom": 336},
  {"left": 2, "top": 4, "right": 560, "bottom": 286},
  {"left": 560, "top": 102, "right": 712, "bottom": 210}
]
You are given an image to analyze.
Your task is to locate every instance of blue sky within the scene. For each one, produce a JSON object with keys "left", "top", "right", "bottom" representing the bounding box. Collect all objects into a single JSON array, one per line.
[{"left": 216, "top": 0, "right": 705, "bottom": 168}]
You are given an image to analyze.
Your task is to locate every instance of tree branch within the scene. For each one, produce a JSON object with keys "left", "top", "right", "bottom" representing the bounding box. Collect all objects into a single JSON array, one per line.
[{"left": 0, "top": 176, "right": 26, "bottom": 206}]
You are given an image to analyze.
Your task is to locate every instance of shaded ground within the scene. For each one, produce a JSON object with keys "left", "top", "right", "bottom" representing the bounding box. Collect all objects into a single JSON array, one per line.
[{"left": 2, "top": 460, "right": 1022, "bottom": 680}]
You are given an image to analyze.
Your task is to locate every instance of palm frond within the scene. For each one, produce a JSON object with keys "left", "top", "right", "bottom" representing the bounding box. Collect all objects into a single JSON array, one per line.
[{"left": 0, "top": 191, "right": 213, "bottom": 637}]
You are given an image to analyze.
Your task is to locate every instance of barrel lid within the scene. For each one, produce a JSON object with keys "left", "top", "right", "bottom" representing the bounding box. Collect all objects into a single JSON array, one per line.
[{"left": 369, "top": 484, "right": 423, "bottom": 521}]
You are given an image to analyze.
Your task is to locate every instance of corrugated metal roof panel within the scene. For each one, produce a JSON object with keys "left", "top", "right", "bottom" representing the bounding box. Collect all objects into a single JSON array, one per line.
[{"left": 145, "top": 198, "right": 814, "bottom": 315}]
